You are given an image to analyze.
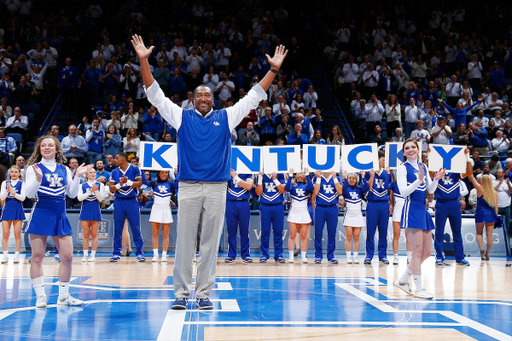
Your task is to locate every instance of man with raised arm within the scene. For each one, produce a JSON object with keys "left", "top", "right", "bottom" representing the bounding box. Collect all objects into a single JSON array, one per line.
[{"left": 131, "top": 34, "right": 287, "bottom": 310}]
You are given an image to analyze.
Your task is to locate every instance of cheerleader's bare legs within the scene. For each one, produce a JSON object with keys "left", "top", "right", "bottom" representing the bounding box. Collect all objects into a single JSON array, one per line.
[
  {"left": 344, "top": 226, "right": 361, "bottom": 264},
  {"left": 475, "top": 222, "right": 494, "bottom": 259},
  {"left": 2, "top": 221, "right": 22, "bottom": 262},
  {"left": 81, "top": 221, "right": 99, "bottom": 262},
  {"left": 392, "top": 221, "right": 412, "bottom": 264},
  {"left": 151, "top": 222, "right": 171, "bottom": 261}
]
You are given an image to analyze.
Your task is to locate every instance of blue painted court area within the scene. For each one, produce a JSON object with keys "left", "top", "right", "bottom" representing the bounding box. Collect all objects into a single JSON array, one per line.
[{"left": 0, "top": 276, "right": 511, "bottom": 340}]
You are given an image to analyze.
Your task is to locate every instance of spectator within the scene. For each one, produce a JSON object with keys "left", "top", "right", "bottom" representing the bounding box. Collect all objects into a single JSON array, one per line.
[
  {"left": 215, "top": 73, "right": 235, "bottom": 108},
  {"left": 105, "top": 153, "right": 117, "bottom": 172},
  {"left": 123, "top": 127, "right": 140, "bottom": 158},
  {"left": 485, "top": 154, "right": 503, "bottom": 177},
  {"left": 57, "top": 58, "right": 77, "bottom": 110},
  {"left": 290, "top": 93, "right": 305, "bottom": 116},
  {"left": 453, "top": 123, "right": 470, "bottom": 145},
  {"left": 385, "top": 94, "right": 401, "bottom": 138},
  {"left": 101, "top": 62, "right": 120, "bottom": 100},
  {"left": 62, "top": 124, "right": 88, "bottom": 164},
  {"left": 364, "top": 94, "right": 385, "bottom": 138},
  {"left": 237, "top": 122, "right": 260, "bottom": 146},
  {"left": 0, "top": 97, "right": 13, "bottom": 120},
  {"left": 410, "top": 119, "right": 431, "bottom": 151},
  {"left": 468, "top": 122, "right": 489, "bottom": 156},
  {"left": 288, "top": 123, "right": 308, "bottom": 146},
  {"left": 309, "top": 129, "right": 326, "bottom": 144},
  {"left": 491, "top": 130, "right": 510, "bottom": 156},
  {"left": 181, "top": 91, "right": 194, "bottom": 110},
  {"left": 259, "top": 107, "right": 276, "bottom": 145},
  {"left": 438, "top": 98, "right": 481, "bottom": 133},
  {"left": 144, "top": 106, "right": 163, "bottom": 141},
  {"left": 185, "top": 48, "right": 203, "bottom": 73},
  {"left": 493, "top": 168, "right": 512, "bottom": 236},
  {"left": 103, "top": 124, "right": 121, "bottom": 158},
  {"left": 368, "top": 124, "right": 385, "bottom": 146},
  {"left": 492, "top": 110, "right": 506, "bottom": 129},
  {"left": 431, "top": 116, "right": 452, "bottom": 144},
  {"left": 487, "top": 92, "right": 504, "bottom": 113},
  {"left": 445, "top": 75, "right": 462, "bottom": 107},
  {"left": 295, "top": 113, "right": 314, "bottom": 141},
  {"left": 121, "top": 103, "right": 139, "bottom": 133},
  {"left": 11, "top": 75, "right": 37, "bottom": 120},
  {"left": 379, "top": 69, "right": 396, "bottom": 97},
  {"left": 202, "top": 66, "right": 219, "bottom": 93},
  {"left": 362, "top": 64, "right": 379, "bottom": 98},
  {"left": 5, "top": 107, "right": 28, "bottom": 142},
  {"left": 391, "top": 127, "right": 405, "bottom": 142},
  {"left": 86, "top": 118, "right": 104, "bottom": 165},
  {"left": 405, "top": 81, "right": 419, "bottom": 102},
  {"left": 95, "top": 159, "right": 110, "bottom": 183},
  {"left": 327, "top": 125, "right": 345, "bottom": 145},
  {"left": 303, "top": 85, "right": 318, "bottom": 110},
  {"left": 0, "top": 127, "right": 17, "bottom": 165},
  {"left": 489, "top": 61, "right": 505, "bottom": 93},
  {"left": 276, "top": 114, "right": 293, "bottom": 143},
  {"left": 84, "top": 59, "right": 101, "bottom": 103}
]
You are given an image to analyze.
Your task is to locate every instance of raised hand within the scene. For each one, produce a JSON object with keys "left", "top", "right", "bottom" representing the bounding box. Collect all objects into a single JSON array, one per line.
[
  {"left": 120, "top": 176, "right": 128, "bottom": 185},
  {"left": 76, "top": 163, "right": 94, "bottom": 177},
  {"left": 131, "top": 34, "right": 154, "bottom": 61},
  {"left": 315, "top": 169, "right": 322, "bottom": 178},
  {"left": 91, "top": 183, "right": 98, "bottom": 193},
  {"left": 230, "top": 169, "right": 237, "bottom": 178},
  {"left": 266, "top": 45, "right": 288, "bottom": 70},
  {"left": 435, "top": 168, "right": 446, "bottom": 180},
  {"left": 272, "top": 172, "right": 277, "bottom": 180},
  {"left": 418, "top": 165, "right": 425, "bottom": 182},
  {"left": 304, "top": 167, "right": 309, "bottom": 174},
  {"left": 289, "top": 168, "right": 294, "bottom": 174},
  {"left": 33, "top": 164, "right": 43, "bottom": 182}
]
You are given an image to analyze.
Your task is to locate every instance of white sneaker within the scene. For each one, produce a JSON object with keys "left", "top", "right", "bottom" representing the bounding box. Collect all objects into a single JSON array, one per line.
[
  {"left": 87, "top": 256, "right": 95, "bottom": 263},
  {"left": 81, "top": 256, "right": 88, "bottom": 263},
  {"left": 346, "top": 256, "right": 353, "bottom": 264},
  {"left": 407, "top": 256, "right": 411, "bottom": 265},
  {"left": 393, "top": 256, "right": 399, "bottom": 265},
  {"left": 301, "top": 257, "right": 308, "bottom": 264},
  {"left": 353, "top": 257, "right": 359, "bottom": 264},
  {"left": 394, "top": 281, "right": 413, "bottom": 295},
  {"left": 57, "top": 294, "right": 84, "bottom": 306},
  {"left": 13, "top": 254, "right": 20, "bottom": 263},
  {"left": 1, "top": 254, "right": 8, "bottom": 263},
  {"left": 288, "top": 257, "right": 294, "bottom": 263},
  {"left": 413, "top": 289, "right": 434, "bottom": 299},
  {"left": 161, "top": 255, "right": 168, "bottom": 262},
  {"left": 36, "top": 295, "right": 48, "bottom": 308},
  {"left": 152, "top": 256, "right": 159, "bottom": 262}
]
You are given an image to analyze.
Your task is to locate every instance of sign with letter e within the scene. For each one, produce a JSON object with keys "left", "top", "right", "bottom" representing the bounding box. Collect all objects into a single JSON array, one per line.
[
  {"left": 428, "top": 144, "right": 466, "bottom": 173},
  {"left": 139, "top": 142, "right": 177, "bottom": 171},
  {"left": 341, "top": 143, "right": 379, "bottom": 173}
]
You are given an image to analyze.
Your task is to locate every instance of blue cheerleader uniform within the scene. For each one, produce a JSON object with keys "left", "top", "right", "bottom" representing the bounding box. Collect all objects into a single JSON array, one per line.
[
  {"left": 397, "top": 160, "right": 438, "bottom": 231},
  {"left": 26, "top": 160, "right": 80, "bottom": 236},
  {"left": 0, "top": 180, "right": 25, "bottom": 221},
  {"left": 475, "top": 195, "right": 497, "bottom": 223},
  {"left": 78, "top": 180, "right": 104, "bottom": 222}
]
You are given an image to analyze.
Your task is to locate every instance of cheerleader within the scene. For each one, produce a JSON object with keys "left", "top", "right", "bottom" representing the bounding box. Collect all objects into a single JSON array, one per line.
[
  {"left": 1, "top": 165, "right": 26, "bottom": 264},
  {"left": 364, "top": 151, "right": 392, "bottom": 264},
  {"left": 468, "top": 173, "right": 498, "bottom": 260},
  {"left": 25, "top": 135, "right": 93, "bottom": 308},
  {"left": 342, "top": 170, "right": 369, "bottom": 264},
  {"left": 394, "top": 138, "right": 445, "bottom": 299},
  {"left": 312, "top": 170, "right": 343, "bottom": 264},
  {"left": 77, "top": 169, "right": 104, "bottom": 263},
  {"left": 389, "top": 180, "right": 412, "bottom": 265},
  {"left": 149, "top": 171, "right": 176, "bottom": 262},
  {"left": 285, "top": 168, "right": 314, "bottom": 263}
]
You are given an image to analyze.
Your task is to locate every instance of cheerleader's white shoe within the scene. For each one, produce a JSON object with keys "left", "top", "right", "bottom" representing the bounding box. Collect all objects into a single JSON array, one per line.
[
  {"left": 161, "top": 255, "right": 168, "bottom": 262},
  {"left": 81, "top": 256, "right": 88, "bottom": 263},
  {"left": 57, "top": 294, "right": 84, "bottom": 306},
  {"left": 353, "top": 257, "right": 360, "bottom": 264},
  {"left": 288, "top": 257, "right": 294, "bottom": 263},
  {"left": 36, "top": 295, "right": 47, "bottom": 308},
  {"left": 152, "top": 256, "right": 159, "bottom": 263},
  {"left": 13, "top": 254, "right": 20, "bottom": 263},
  {"left": 1, "top": 254, "right": 8, "bottom": 263},
  {"left": 301, "top": 257, "right": 308, "bottom": 264},
  {"left": 87, "top": 256, "right": 95, "bottom": 263},
  {"left": 393, "top": 256, "right": 399, "bottom": 265},
  {"left": 346, "top": 256, "right": 353, "bottom": 264},
  {"left": 413, "top": 289, "right": 434, "bottom": 299}
]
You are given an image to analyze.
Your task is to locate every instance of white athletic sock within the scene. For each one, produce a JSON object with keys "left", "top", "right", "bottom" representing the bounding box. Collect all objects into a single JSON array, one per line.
[
  {"left": 83, "top": 250, "right": 88, "bottom": 257},
  {"left": 407, "top": 251, "right": 412, "bottom": 258},
  {"left": 153, "top": 249, "right": 159, "bottom": 257},
  {"left": 346, "top": 251, "right": 351, "bottom": 258},
  {"left": 394, "top": 253, "right": 398, "bottom": 257},
  {"left": 162, "top": 251, "right": 167, "bottom": 257},
  {"left": 301, "top": 252, "right": 307, "bottom": 259},
  {"left": 3, "top": 251, "right": 7, "bottom": 256},
  {"left": 58, "top": 282, "right": 70, "bottom": 298},
  {"left": 32, "top": 276, "right": 45, "bottom": 297},
  {"left": 412, "top": 275, "right": 423, "bottom": 291},
  {"left": 289, "top": 251, "right": 294, "bottom": 259},
  {"left": 91, "top": 250, "right": 96, "bottom": 257},
  {"left": 353, "top": 252, "right": 358, "bottom": 259},
  {"left": 15, "top": 251, "right": 19, "bottom": 256},
  {"left": 399, "top": 267, "right": 412, "bottom": 284}
]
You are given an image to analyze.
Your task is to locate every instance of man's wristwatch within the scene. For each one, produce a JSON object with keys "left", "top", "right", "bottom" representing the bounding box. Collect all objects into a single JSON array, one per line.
[{"left": 270, "top": 68, "right": 278, "bottom": 74}]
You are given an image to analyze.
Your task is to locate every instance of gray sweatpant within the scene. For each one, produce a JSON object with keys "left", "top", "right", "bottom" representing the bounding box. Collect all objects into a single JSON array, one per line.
[{"left": 173, "top": 181, "right": 227, "bottom": 299}]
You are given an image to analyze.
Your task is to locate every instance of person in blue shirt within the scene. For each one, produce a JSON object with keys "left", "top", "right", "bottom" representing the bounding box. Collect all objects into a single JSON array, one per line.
[
  {"left": 85, "top": 119, "right": 104, "bottom": 165},
  {"left": 144, "top": 106, "right": 163, "bottom": 141},
  {"left": 341, "top": 170, "right": 369, "bottom": 265},
  {"left": 101, "top": 62, "right": 120, "bottom": 101},
  {"left": 136, "top": 34, "right": 288, "bottom": 310},
  {"left": 62, "top": 124, "right": 88, "bottom": 165},
  {"left": 108, "top": 152, "right": 144, "bottom": 263},
  {"left": 57, "top": 58, "right": 77, "bottom": 110},
  {"left": 437, "top": 98, "right": 481, "bottom": 132},
  {"left": 256, "top": 172, "right": 286, "bottom": 263},
  {"left": 433, "top": 148, "right": 472, "bottom": 266},
  {"left": 364, "top": 151, "right": 393, "bottom": 264},
  {"left": 468, "top": 122, "right": 489, "bottom": 156},
  {"left": 0, "top": 127, "right": 18, "bottom": 166},
  {"left": 310, "top": 129, "right": 326, "bottom": 144},
  {"left": 288, "top": 123, "right": 308, "bottom": 146},
  {"left": 312, "top": 170, "right": 343, "bottom": 264},
  {"left": 103, "top": 124, "right": 122, "bottom": 158},
  {"left": 95, "top": 159, "right": 110, "bottom": 182},
  {"left": 224, "top": 170, "right": 254, "bottom": 264},
  {"left": 285, "top": 168, "right": 314, "bottom": 263},
  {"left": 83, "top": 59, "right": 101, "bottom": 104}
]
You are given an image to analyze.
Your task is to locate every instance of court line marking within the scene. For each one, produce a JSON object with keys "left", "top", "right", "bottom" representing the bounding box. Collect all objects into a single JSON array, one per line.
[
  {"left": 44, "top": 282, "right": 232, "bottom": 291},
  {"left": 383, "top": 300, "right": 512, "bottom": 306},
  {"left": 156, "top": 310, "right": 186, "bottom": 341},
  {"left": 0, "top": 299, "right": 241, "bottom": 321},
  {"left": 338, "top": 284, "right": 512, "bottom": 341},
  {"left": 182, "top": 321, "right": 461, "bottom": 326}
]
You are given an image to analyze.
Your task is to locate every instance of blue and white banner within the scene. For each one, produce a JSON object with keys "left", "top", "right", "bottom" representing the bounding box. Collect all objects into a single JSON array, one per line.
[
  {"left": 231, "top": 146, "right": 262, "bottom": 174},
  {"left": 303, "top": 144, "right": 340, "bottom": 172}
]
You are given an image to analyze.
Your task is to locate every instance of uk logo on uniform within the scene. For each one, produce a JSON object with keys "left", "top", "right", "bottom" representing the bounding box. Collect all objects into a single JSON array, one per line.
[
  {"left": 296, "top": 189, "right": 305, "bottom": 196},
  {"left": 375, "top": 179, "right": 385, "bottom": 189},
  {"left": 323, "top": 185, "right": 334, "bottom": 194},
  {"left": 265, "top": 183, "right": 276, "bottom": 192},
  {"left": 213, "top": 122, "right": 220, "bottom": 126},
  {"left": 157, "top": 185, "right": 168, "bottom": 193},
  {"left": 349, "top": 192, "right": 359, "bottom": 199},
  {"left": 46, "top": 174, "right": 63, "bottom": 187},
  {"left": 442, "top": 175, "right": 453, "bottom": 185}
]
